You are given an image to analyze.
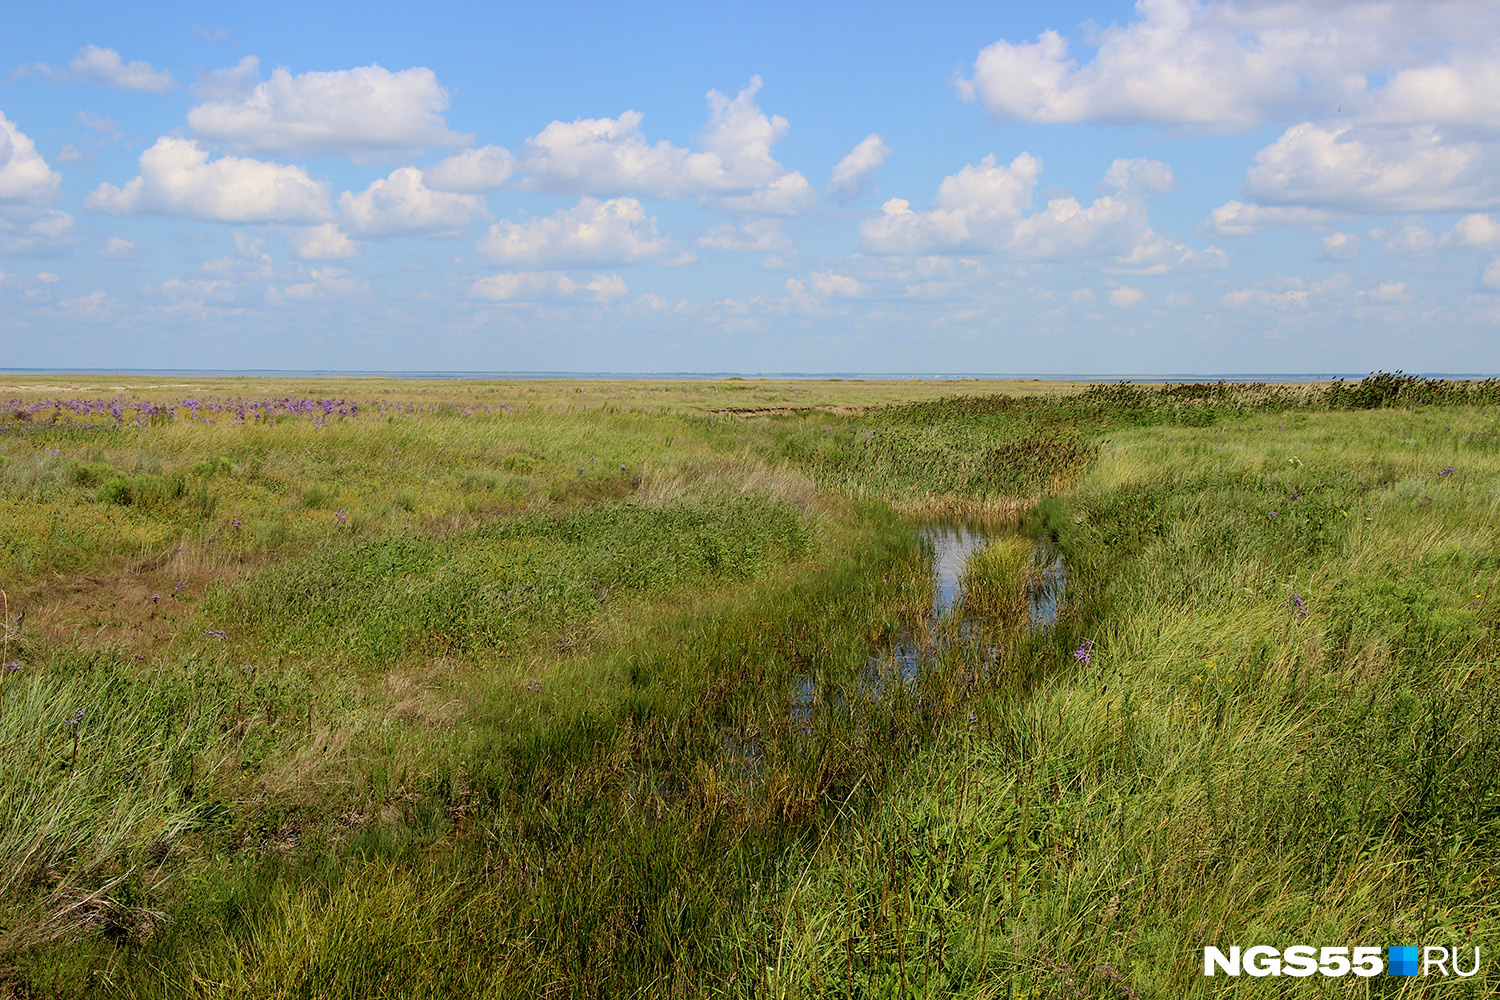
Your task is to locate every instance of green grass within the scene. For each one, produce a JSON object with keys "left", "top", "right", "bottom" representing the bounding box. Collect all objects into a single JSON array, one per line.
[{"left": 1, "top": 374, "right": 1498, "bottom": 997}]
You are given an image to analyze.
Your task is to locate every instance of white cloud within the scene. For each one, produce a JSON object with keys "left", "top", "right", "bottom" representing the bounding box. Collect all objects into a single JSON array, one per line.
[
  {"left": 717, "top": 171, "right": 815, "bottom": 216},
  {"left": 339, "top": 167, "right": 487, "bottom": 236},
  {"left": 860, "top": 153, "right": 1210, "bottom": 271},
  {"left": 282, "top": 266, "right": 364, "bottom": 301},
  {"left": 520, "top": 77, "right": 809, "bottom": 212},
  {"left": 86, "top": 137, "right": 332, "bottom": 223},
  {"left": 477, "top": 198, "right": 670, "bottom": 268},
  {"left": 161, "top": 277, "right": 236, "bottom": 301},
  {"left": 0, "top": 113, "right": 61, "bottom": 204},
  {"left": 100, "top": 237, "right": 146, "bottom": 260},
  {"left": 0, "top": 114, "right": 74, "bottom": 255},
  {"left": 1380, "top": 220, "right": 1440, "bottom": 256},
  {"left": 1317, "top": 232, "right": 1359, "bottom": 260},
  {"left": 1201, "top": 200, "right": 1331, "bottom": 236},
  {"left": 828, "top": 134, "right": 891, "bottom": 202},
  {"left": 58, "top": 289, "right": 113, "bottom": 316},
  {"left": 1484, "top": 258, "right": 1500, "bottom": 290},
  {"left": 1449, "top": 214, "right": 1500, "bottom": 251},
  {"left": 1223, "top": 288, "right": 1310, "bottom": 309},
  {"left": 1244, "top": 123, "right": 1500, "bottom": 213},
  {"left": 956, "top": 0, "right": 1500, "bottom": 132},
  {"left": 425, "top": 146, "right": 515, "bottom": 192},
  {"left": 288, "top": 223, "right": 357, "bottom": 259},
  {"left": 807, "top": 271, "right": 863, "bottom": 297},
  {"left": 187, "top": 62, "right": 469, "bottom": 158},
  {"left": 1366, "top": 57, "right": 1500, "bottom": 132},
  {"left": 1364, "top": 280, "right": 1410, "bottom": 302},
  {"left": 18, "top": 45, "right": 175, "bottom": 92},
  {"left": 190, "top": 55, "right": 261, "bottom": 102},
  {"left": 1108, "top": 285, "right": 1144, "bottom": 307},
  {"left": 697, "top": 219, "right": 792, "bottom": 252},
  {"left": 1071, "top": 287, "right": 1096, "bottom": 304},
  {"left": 36, "top": 272, "right": 58, "bottom": 283},
  {"left": 470, "top": 271, "right": 628, "bottom": 302},
  {"left": 76, "top": 111, "right": 121, "bottom": 142}
]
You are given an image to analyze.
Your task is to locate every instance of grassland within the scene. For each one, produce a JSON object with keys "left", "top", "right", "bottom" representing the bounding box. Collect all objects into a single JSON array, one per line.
[{"left": 1, "top": 373, "right": 1497, "bottom": 998}]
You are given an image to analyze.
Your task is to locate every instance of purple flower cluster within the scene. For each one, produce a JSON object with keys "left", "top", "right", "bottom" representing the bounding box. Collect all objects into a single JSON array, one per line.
[
  {"left": 1073, "top": 639, "right": 1095, "bottom": 664},
  {"left": 1288, "top": 593, "right": 1308, "bottom": 618},
  {"left": 2, "top": 393, "right": 505, "bottom": 433},
  {"left": 203, "top": 629, "right": 227, "bottom": 641},
  {"left": 1440, "top": 465, "right": 1455, "bottom": 476}
]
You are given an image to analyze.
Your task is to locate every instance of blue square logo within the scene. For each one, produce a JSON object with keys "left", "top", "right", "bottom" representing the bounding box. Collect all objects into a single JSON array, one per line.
[{"left": 1389, "top": 946, "right": 1419, "bottom": 977}]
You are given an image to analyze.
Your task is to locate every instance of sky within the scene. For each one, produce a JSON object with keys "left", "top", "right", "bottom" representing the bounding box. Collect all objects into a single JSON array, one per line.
[{"left": 2, "top": 0, "right": 1499, "bottom": 375}]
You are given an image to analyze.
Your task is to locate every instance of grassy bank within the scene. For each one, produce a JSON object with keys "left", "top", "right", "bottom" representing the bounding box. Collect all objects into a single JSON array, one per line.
[{"left": 2, "top": 375, "right": 1497, "bottom": 997}]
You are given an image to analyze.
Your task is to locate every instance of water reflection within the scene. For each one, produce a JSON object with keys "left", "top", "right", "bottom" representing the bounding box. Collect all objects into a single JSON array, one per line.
[{"left": 789, "top": 522, "right": 1067, "bottom": 722}]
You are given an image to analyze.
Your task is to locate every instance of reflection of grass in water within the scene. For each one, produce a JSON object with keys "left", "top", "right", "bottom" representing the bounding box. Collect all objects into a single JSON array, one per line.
[{"left": 956, "top": 534, "right": 1036, "bottom": 628}]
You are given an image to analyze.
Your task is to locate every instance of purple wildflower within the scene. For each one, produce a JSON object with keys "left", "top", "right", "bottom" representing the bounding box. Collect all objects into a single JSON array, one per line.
[
  {"left": 1440, "top": 465, "right": 1455, "bottom": 476},
  {"left": 1073, "top": 639, "right": 1094, "bottom": 664},
  {"left": 1289, "top": 490, "right": 1300, "bottom": 500},
  {"left": 172, "top": 580, "right": 186, "bottom": 595},
  {"left": 1288, "top": 593, "right": 1307, "bottom": 618},
  {"left": 335, "top": 509, "right": 348, "bottom": 524},
  {"left": 203, "top": 629, "right": 227, "bottom": 641},
  {"left": 67, "top": 709, "right": 83, "bottom": 726},
  {"left": 1269, "top": 511, "right": 1279, "bottom": 519},
  {"left": 3, "top": 660, "right": 20, "bottom": 672},
  {"left": 150, "top": 593, "right": 159, "bottom": 604}
]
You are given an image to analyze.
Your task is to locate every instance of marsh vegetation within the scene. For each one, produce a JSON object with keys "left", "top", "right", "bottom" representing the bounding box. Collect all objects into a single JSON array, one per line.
[{"left": 1, "top": 373, "right": 1497, "bottom": 997}]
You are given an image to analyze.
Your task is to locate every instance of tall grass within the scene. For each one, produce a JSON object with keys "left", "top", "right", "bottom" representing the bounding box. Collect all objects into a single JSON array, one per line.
[{"left": 1, "top": 375, "right": 1497, "bottom": 997}]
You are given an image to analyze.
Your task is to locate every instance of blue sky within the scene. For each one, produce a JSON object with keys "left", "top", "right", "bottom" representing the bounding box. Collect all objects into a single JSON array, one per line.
[{"left": 2, "top": 0, "right": 1498, "bottom": 374}]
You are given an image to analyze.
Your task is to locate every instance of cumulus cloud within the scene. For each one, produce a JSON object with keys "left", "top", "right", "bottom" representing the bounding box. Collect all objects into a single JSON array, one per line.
[
  {"left": 1448, "top": 214, "right": 1500, "bottom": 250},
  {"left": 470, "top": 271, "right": 628, "bottom": 302},
  {"left": 288, "top": 223, "right": 357, "bottom": 259},
  {"left": 1, "top": 113, "right": 74, "bottom": 254},
  {"left": 1201, "top": 200, "right": 1331, "bottom": 236},
  {"left": 477, "top": 198, "right": 670, "bottom": 268},
  {"left": 956, "top": 0, "right": 1500, "bottom": 132},
  {"left": 697, "top": 219, "right": 792, "bottom": 252},
  {"left": 1484, "top": 258, "right": 1500, "bottom": 290},
  {"left": 860, "top": 153, "right": 1215, "bottom": 272},
  {"left": 86, "top": 137, "right": 332, "bottom": 223},
  {"left": 828, "top": 134, "right": 891, "bottom": 202},
  {"left": 0, "top": 113, "right": 60, "bottom": 204},
  {"left": 282, "top": 266, "right": 365, "bottom": 301},
  {"left": 1317, "top": 232, "right": 1359, "bottom": 260},
  {"left": 520, "top": 77, "right": 809, "bottom": 212},
  {"left": 17, "top": 45, "right": 175, "bottom": 91},
  {"left": 1244, "top": 124, "right": 1500, "bottom": 213},
  {"left": 1223, "top": 287, "right": 1309, "bottom": 309},
  {"left": 425, "top": 146, "right": 516, "bottom": 192},
  {"left": 100, "top": 236, "right": 146, "bottom": 260},
  {"left": 1379, "top": 220, "right": 1440, "bottom": 256},
  {"left": 339, "top": 167, "right": 488, "bottom": 236},
  {"left": 187, "top": 61, "right": 469, "bottom": 158},
  {"left": 1366, "top": 56, "right": 1500, "bottom": 132},
  {"left": 1108, "top": 285, "right": 1144, "bottom": 308}
]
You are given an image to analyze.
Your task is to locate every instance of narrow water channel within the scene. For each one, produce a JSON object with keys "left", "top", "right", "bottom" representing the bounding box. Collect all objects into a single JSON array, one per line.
[{"left": 792, "top": 522, "right": 1066, "bottom": 719}]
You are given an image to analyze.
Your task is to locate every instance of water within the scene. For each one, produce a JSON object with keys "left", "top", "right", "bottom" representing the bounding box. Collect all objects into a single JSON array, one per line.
[{"left": 787, "top": 521, "right": 1067, "bottom": 724}]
